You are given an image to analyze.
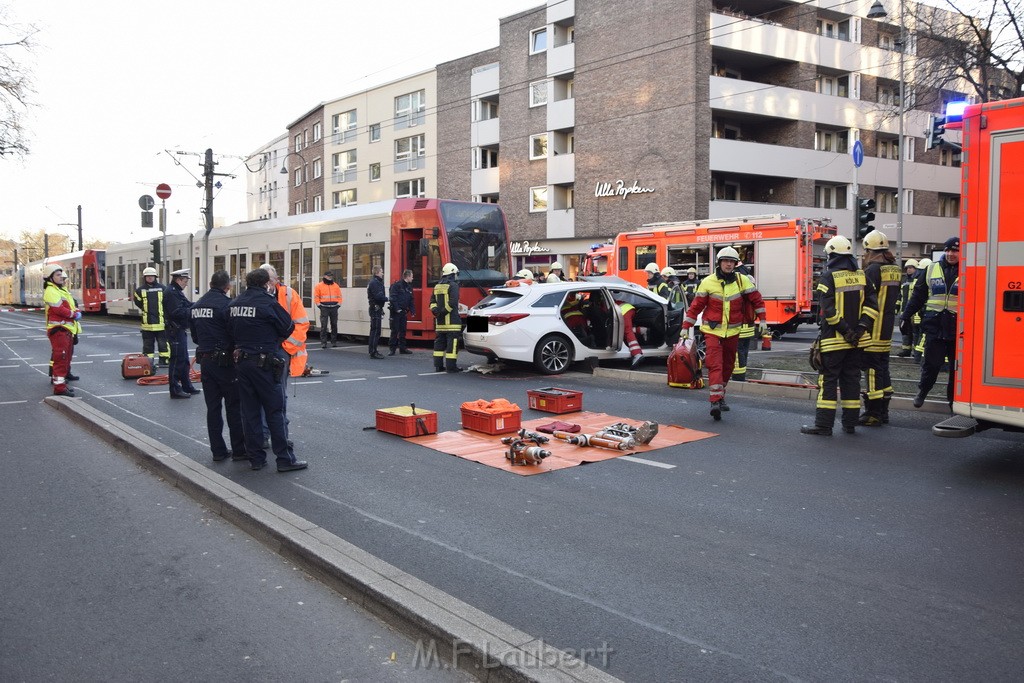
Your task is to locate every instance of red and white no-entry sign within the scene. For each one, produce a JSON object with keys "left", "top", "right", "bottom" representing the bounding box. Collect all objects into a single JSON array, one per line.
[{"left": 156, "top": 183, "right": 172, "bottom": 200}]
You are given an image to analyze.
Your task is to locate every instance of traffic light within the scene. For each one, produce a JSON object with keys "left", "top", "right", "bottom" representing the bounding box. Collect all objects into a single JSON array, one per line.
[
  {"left": 857, "top": 197, "right": 876, "bottom": 239},
  {"left": 150, "top": 238, "right": 161, "bottom": 263},
  {"left": 926, "top": 113, "right": 947, "bottom": 151}
]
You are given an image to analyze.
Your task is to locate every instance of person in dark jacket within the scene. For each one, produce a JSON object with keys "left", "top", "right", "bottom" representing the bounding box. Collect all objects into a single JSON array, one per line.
[
  {"left": 902, "top": 237, "right": 960, "bottom": 409},
  {"left": 133, "top": 266, "right": 169, "bottom": 366},
  {"left": 801, "top": 236, "right": 878, "bottom": 436},
  {"left": 163, "top": 269, "right": 200, "bottom": 399},
  {"left": 858, "top": 230, "right": 902, "bottom": 425},
  {"left": 367, "top": 265, "right": 387, "bottom": 359},
  {"left": 430, "top": 263, "right": 462, "bottom": 372},
  {"left": 190, "top": 270, "right": 246, "bottom": 462},
  {"left": 388, "top": 269, "right": 415, "bottom": 355},
  {"left": 645, "top": 262, "right": 670, "bottom": 299}
]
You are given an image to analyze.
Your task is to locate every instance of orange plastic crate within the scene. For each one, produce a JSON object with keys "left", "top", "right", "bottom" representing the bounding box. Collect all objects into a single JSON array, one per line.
[
  {"left": 375, "top": 406, "right": 438, "bottom": 437},
  {"left": 526, "top": 387, "right": 583, "bottom": 414},
  {"left": 461, "top": 407, "right": 522, "bottom": 435}
]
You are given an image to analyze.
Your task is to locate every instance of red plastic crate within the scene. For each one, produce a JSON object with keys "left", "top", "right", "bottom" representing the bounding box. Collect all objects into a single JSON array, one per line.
[
  {"left": 461, "top": 407, "right": 522, "bottom": 435},
  {"left": 375, "top": 406, "right": 438, "bottom": 437},
  {"left": 526, "top": 387, "right": 583, "bottom": 414}
]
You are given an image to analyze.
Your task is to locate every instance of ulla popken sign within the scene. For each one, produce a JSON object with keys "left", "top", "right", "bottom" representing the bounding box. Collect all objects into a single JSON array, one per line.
[
  {"left": 510, "top": 240, "right": 551, "bottom": 256},
  {"left": 595, "top": 179, "right": 655, "bottom": 199}
]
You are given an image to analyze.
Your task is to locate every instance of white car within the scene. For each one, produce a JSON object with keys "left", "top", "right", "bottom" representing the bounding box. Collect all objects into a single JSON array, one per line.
[{"left": 464, "top": 277, "right": 685, "bottom": 374}]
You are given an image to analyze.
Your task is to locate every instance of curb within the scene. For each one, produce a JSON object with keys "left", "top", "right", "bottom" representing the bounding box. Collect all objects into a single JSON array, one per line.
[
  {"left": 44, "top": 396, "right": 622, "bottom": 683},
  {"left": 592, "top": 367, "right": 954, "bottom": 415}
]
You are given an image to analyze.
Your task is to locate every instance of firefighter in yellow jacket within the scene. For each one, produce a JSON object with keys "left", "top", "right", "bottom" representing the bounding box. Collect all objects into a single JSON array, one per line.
[
  {"left": 859, "top": 230, "right": 902, "bottom": 425},
  {"left": 430, "top": 263, "right": 462, "bottom": 372},
  {"left": 801, "top": 236, "right": 878, "bottom": 436},
  {"left": 43, "top": 264, "right": 82, "bottom": 397}
]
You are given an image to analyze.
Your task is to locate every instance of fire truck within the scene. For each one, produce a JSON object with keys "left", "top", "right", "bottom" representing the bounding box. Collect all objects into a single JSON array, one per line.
[
  {"left": 934, "top": 97, "right": 1024, "bottom": 437},
  {"left": 585, "top": 215, "right": 836, "bottom": 334}
]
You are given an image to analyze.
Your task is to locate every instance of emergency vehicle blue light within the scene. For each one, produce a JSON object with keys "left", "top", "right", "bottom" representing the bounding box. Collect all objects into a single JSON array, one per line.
[{"left": 944, "top": 100, "right": 968, "bottom": 122}]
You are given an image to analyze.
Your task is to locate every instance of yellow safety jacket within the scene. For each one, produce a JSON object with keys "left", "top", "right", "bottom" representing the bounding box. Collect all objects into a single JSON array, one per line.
[
  {"left": 44, "top": 282, "right": 81, "bottom": 334},
  {"left": 430, "top": 277, "right": 462, "bottom": 332}
]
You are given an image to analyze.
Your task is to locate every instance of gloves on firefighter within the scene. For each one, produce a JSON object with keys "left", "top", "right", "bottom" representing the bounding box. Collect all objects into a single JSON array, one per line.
[
  {"left": 757, "top": 321, "right": 769, "bottom": 337},
  {"left": 843, "top": 325, "right": 866, "bottom": 346},
  {"left": 73, "top": 311, "right": 82, "bottom": 320},
  {"left": 899, "top": 316, "right": 912, "bottom": 336}
]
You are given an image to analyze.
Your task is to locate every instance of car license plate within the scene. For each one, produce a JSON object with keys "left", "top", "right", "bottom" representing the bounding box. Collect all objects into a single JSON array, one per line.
[{"left": 466, "top": 315, "right": 488, "bottom": 333}]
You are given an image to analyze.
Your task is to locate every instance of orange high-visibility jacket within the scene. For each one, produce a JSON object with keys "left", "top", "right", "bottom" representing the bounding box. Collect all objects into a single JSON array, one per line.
[
  {"left": 313, "top": 280, "right": 342, "bottom": 307},
  {"left": 276, "top": 285, "right": 309, "bottom": 377}
]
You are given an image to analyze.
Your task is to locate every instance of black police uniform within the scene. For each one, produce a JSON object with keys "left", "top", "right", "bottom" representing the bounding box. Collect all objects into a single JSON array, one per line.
[
  {"left": 388, "top": 277, "right": 415, "bottom": 354},
  {"left": 227, "top": 286, "right": 300, "bottom": 470},
  {"left": 164, "top": 278, "right": 198, "bottom": 398},
  {"left": 190, "top": 288, "right": 246, "bottom": 461},
  {"left": 367, "top": 273, "right": 387, "bottom": 357}
]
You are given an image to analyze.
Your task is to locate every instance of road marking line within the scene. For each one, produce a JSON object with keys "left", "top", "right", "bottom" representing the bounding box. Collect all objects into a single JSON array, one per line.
[
  {"left": 96, "top": 394, "right": 135, "bottom": 398},
  {"left": 71, "top": 360, "right": 93, "bottom": 364},
  {"left": 103, "top": 359, "right": 122, "bottom": 363},
  {"left": 417, "top": 371, "right": 442, "bottom": 376},
  {"left": 4, "top": 339, "right": 24, "bottom": 342},
  {"left": 87, "top": 353, "right": 111, "bottom": 357},
  {"left": 618, "top": 456, "right": 676, "bottom": 469},
  {"left": 0, "top": 365, "right": 19, "bottom": 369},
  {"left": 148, "top": 390, "right": 165, "bottom": 394},
  {"left": 293, "top": 380, "right": 322, "bottom": 385},
  {"left": 29, "top": 363, "right": 48, "bottom": 367},
  {"left": 0, "top": 400, "right": 28, "bottom": 405},
  {"left": 379, "top": 375, "right": 407, "bottom": 379},
  {"left": 333, "top": 378, "right": 366, "bottom": 382}
]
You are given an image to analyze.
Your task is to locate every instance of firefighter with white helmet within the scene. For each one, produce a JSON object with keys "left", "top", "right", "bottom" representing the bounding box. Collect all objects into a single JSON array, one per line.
[
  {"left": 661, "top": 266, "right": 686, "bottom": 308},
  {"left": 546, "top": 261, "right": 564, "bottom": 283},
  {"left": 858, "top": 230, "right": 901, "bottom": 426},
  {"left": 682, "top": 266, "right": 699, "bottom": 299},
  {"left": 43, "top": 264, "right": 82, "bottom": 396},
  {"left": 801, "top": 235, "right": 878, "bottom": 436},
  {"left": 644, "top": 262, "right": 670, "bottom": 299},
  {"left": 133, "top": 265, "right": 169, "bottom": 366},
  {"left": 430, "top": 263, "right": 462, "bottom": 372},
  {"left": 681, "top": 246, "right": 767, "bottom": 420},
  {"left": 897, "top": 258, "right": 920, "bottom": 356}
]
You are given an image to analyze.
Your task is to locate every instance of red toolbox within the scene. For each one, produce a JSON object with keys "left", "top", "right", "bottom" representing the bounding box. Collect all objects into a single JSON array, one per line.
[
  {"left": 461, "top": 406, "right": 522, "bottom": 435},
  {"left": 375, "top": 406, "right": 438, "bottom": 437},
  {"left": 526, "top": 387, "right": 583, "bottom": 414}
]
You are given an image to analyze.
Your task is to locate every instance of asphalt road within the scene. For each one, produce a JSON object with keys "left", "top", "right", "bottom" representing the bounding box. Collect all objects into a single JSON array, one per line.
[{"left": 3, "top": 311, "right": 1024, "bottom": 682}]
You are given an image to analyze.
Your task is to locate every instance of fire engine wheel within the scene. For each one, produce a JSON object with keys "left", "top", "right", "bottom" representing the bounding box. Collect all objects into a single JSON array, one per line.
[{"left": 534, "top": 333, "right": 575, "bottom": 375}]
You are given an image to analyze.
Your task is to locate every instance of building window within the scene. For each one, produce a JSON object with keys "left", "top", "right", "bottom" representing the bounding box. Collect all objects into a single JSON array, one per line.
[
  {"left": 814, "top": 184, "right": 849, "bottom": 210},
  {"left": 472, "top": 99, "right": 498, "bottom": 122},
  {"left": 295, "top": 201, "right": 303, "bottom": 214},
  {"left": 332, "top": 150, "right": 357, "bottom": 183},
  {"left": 396, "top": 178, "right": 426, "bottom": 199},
  {"left": 939, "top": 194, "right": 960, "bottom": 217},
  {"left": 939, "top": 148, "right": 961, "bottom": 167},
  {"left": 369, "top": 123, "right": 381, "bottom": 142},
  {"left": 816, "top": 74, "right": 850, "bottom": 98},
  {"left": 332, "top": 109, "right": 357, "bottom": 144},
  {"left": 815, "top": 129, "right": 849, "bottom": 153},
  {"left": 530, "top": 80, "right": 548, "bottom": 107},
  {"left": 530, "top": 27, "right": 547, "bottom": 54},
  {"left": 877, "top": 138, "right": 900, "bottom": 160},
  {"left": 312, "top": 158, "right": 322, "bottom": 179},
  {"left": 369, "top": 162, "right": 381, "bottom": 182},
  {"left": 313, "top": 195, "right": 323, "bottom": 212},
  {"left": 395, "top": 134, "right": 425, "bottom": 161},
  {"left": 530, "top": 186, "right": 548, "bottom": 212},
  {"left": 876, "top": 189, "right": 898, "bottom": 214},
  {"left": 816, "top": 19, "right": 850, "bottom": 40},
  {"left": 294, "top": 169, "right": 302, "bottom": 187},
  {"left": 395, "top": 90, "right": 426, "bottom": 128},
  {"left": 473, "top": 148, "right": 498, "bottom": 169},
  {"left": 294, "top": 134, "right": 302, "bottom": 152},
  {"left": 530, "top": 133, "right": 548, "bottom": 160},
  {"left": 312, "top": 122, "right": 321, "bottom": 142},
  {"left": 333, "top": 189, "right": 357, "bottom": 208}
]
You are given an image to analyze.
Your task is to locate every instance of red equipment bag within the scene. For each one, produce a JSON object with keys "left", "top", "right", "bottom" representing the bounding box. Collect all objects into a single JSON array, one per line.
[
  {"left": 667, "top": 335, "right": 704, "bottom": 389},
  {"left": 121, "top": 353, "right": 155, "bottom": 379}
]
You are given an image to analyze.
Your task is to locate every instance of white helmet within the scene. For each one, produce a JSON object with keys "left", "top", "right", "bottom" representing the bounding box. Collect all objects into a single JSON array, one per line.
[
  {"left": 516, "top": 269, "right": 534, "bottom": 279},
  {"left": 917, "top": 258, "right": 932, "bottom": 270},
  {"left": 441, "top": 262, "right": 459, "bottom": 276},
  {"left": 42, "top": 264, "right": 64, "bottom": 279},
  {"left": 904, "top": 258, "right": 919, "bottom": 269},
  {"left": 549, "top": 261, "right": 563, "bottom": 271},
  {"left": 661, "top": 267, "right": 675, "bottom": 277},
  {"left": 686, "top": 267, "right": 697, "bottom": 276},
  {"left": 716, "top": 247, "right": 740, "bottom": 263},
  {"left": 862, "top": 230, "right": 890, "bottom": 251},
  {"left": 824, "top": 235, "right": 853, "bottom": 255},
  {"left": 644, "top": 262, "right": 661, "bottom": 274},
  {"left": 143, "top": 267, "right": 158, "bottom": 277}
]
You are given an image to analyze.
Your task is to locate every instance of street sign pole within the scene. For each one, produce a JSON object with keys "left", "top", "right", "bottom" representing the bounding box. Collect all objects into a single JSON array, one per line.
[
  {"left": 851, "top": 140, "right": 864, "bottom": 257},
  {"left": 155, "top": 184, "right": 172, "bottom": 277}
]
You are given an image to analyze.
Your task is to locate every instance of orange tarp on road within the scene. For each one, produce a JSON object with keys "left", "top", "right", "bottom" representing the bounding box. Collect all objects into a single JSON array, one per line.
[{"left": 407, "top": 411, "right": 717, "bottom": 476}]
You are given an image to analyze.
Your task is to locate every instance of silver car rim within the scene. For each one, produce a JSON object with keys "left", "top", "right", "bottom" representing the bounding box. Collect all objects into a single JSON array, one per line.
[{"left": 541, "top": 339, "right": 570, "bottom": 372}]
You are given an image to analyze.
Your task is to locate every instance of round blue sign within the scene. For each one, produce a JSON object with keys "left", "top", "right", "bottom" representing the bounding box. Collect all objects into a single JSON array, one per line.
[{"left": 852, "top": 140, "right": 864, "bottom": 168}]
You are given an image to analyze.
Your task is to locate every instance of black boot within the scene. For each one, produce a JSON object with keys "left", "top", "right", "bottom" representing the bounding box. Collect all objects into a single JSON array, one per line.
[
  {"left": 881, "top": 396, "right": 892, "bottom": 424},
  {"left": 801, "top": 408, "right": 834, "bottom": 435},
  {"left": 913, "top": 390, "right": 927, "bottom": 408},
  {"left": 800, "top": 424, "right": 832, "bottom": 436},
  {"left": 710, "top": 401, "right": 722, "bottom": 421},
  {"left": 858, "top": 399, "right": 883, "bottom": 426}
]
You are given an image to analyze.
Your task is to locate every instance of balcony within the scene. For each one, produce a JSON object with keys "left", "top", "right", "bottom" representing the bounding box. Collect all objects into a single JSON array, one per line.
[
  {"left": 710, "top": 12, "right": 862, "bottom": 71},
  {"left": 471, "top": 63, "right": 499, "bottom": 97},
  {"left": 547, "top": 98, "right": 574, "bottom": 132},
  {"left": 546, "top": 207, "right": 575, "bottom": 239},
  {"left": 547, "top": 0, "right": 573, "bottom": 24},
  {"left": 471, "top": 117, "right": 500, "bottom": 147},
  {"left": 547, "top": 152, "right": 575, "bottom": 186},
  {"left": 548, "top": 42, "right": 575, "bottom": 77},
  {"left": 471, "top": 167, "right": 500, "bottom": 196}
]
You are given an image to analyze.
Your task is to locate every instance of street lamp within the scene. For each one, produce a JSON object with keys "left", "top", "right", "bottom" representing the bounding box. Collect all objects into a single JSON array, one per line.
[
  {"left": 280, "top": 150, "right": 310, "bottom": 214},
  {"left": 867, "top": 0, "right": 905, "bottom": 262}
]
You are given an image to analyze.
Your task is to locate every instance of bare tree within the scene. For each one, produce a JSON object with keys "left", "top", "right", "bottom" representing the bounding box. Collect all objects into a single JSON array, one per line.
[{"left": 0, "top": 3, "right": 36, "bottom": 158}]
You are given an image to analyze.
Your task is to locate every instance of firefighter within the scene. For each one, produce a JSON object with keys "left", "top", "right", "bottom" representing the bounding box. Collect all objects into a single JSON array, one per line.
[
  {"left": 616, "top": 298, "right": 644, "bottom": 368},
  {"left": 902, "top": 237, "right": 960, "bottom": 409},
  {"left": 189, "top": 270, "right": 246, "bottom": 462},
  {"left": 682, "top": 247, "right": 767, "bottom": 420},
  {"left": 661, "top": 267, "right": 686, "bottom": 308},
  {"left": 645, "top": 262, "right": 670, "bottom": 299},
  {"left": 561, "top": 291, "right": 592, "bottom": 346},
  {"left": 227, "top": 268, "right": 305, "bottom": 473},
  {"left": 313, "top": 270, "right": 342, "bottom": 348},
  {"left": 42, "top": 264, "right": 81, "bottom": 397},
  {"left": 731, "top": 266, "right": 756, "bottom": 383},
  {"left": 163, "top": 268, "right": 200, "bottom": 399},
  {"left": 801, "top": 236, "right": 878, "bottom": 436},
  {"left": 430, "top": 262, "right": 462, "bottom": 372},
  {"left": 859, "top": 230, "right": 902, "bottom": 426},
  {"left": 682, "top": 267, "right": 699, "bottom": 299},
  {"left": 896, "top": 258, "right": 919, "bottom": 357},
  {"left": 503, "top": 269, "right": 535, "bottom": 287},
  {"left": 133, "top": 266, "right": 169, "bottom": 366},
  {"left": 546, "top": 261, "right": 565, "bottom": 283}
]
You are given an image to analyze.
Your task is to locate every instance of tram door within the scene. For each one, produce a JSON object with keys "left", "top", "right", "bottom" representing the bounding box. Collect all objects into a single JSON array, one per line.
[
  {"left": 288, "top": 241, "right": 315, "bottom": 314},
  {"left": 400, "top": 228, "right": 425, "bottom": 324},
  {"left": 227, "top": 249, "right": 248, "bottom": 294}
]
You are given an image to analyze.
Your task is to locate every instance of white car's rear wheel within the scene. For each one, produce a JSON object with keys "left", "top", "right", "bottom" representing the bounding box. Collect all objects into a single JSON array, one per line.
[{"left": 534, "top": 333, "right": 574, "bottom": 375}]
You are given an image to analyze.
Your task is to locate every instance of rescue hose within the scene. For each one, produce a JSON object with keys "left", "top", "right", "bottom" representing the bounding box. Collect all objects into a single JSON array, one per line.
[{"left": 136, "top": 357, "right": 202, "bottom": 386}]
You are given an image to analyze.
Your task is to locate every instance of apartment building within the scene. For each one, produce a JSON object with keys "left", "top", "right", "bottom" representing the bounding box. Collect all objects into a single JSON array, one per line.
[
  {"left": 436, "top": 0, "right": 971, "bottom": 275},
  {"left": 247, "top": 133, "right": 288, "bottom": 220}
]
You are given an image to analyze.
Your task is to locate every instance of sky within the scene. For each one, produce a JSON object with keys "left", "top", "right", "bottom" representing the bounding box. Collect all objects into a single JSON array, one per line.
[{"left": 0, "top": 0, "right": 542, "bottom": 246}]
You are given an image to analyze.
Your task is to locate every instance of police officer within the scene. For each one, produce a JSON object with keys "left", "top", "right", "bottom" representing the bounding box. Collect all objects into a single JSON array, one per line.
[
  {"left": 164, "top": 268, "right": 200, "bottom": 399},
  {"left": 801, "top": 236, "right": 878, "bottom": 436},
  {"left": 388, "top": 269, "right": 415, "bottom": 355},
  {"left": 367, "top": 264, "right": 387, "bottom": 359},
  {"left": 859, "top": 230, "right": 902, "bottom": 425},
  {"left": 430, "top": 262, "right": 462, "bottom": 372},
  {"left": 902, "top": 237, "right": 960, "bottom": 409},
  {"left": 228, "top": 268, "right": 306, "bottom": 472},
  {"left": 190, "top": 270, "right": 246, "bottom": 463},
  {"left": 133, "top": 266, "right": 169, "bottom": 366}
]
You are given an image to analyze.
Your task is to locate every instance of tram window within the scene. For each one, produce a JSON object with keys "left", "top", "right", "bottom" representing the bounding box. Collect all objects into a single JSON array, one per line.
[
  {"left": 268, "top": 251, "right": 285, "bottom": 277},
  {"left": 352, "top": 242, "right": 385, "bottom": 288},
  {"left": 86, "top": 266, "right": 96, "bottom": 289},
  {"left": 251, "top": 253, "right": 266, "bottom": 268},
  {"left": 320, "top": 245, "right": 348, "bottom": 287},
  {"left": 213, "top": 256, "right": 226, "bottom": 274}
]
